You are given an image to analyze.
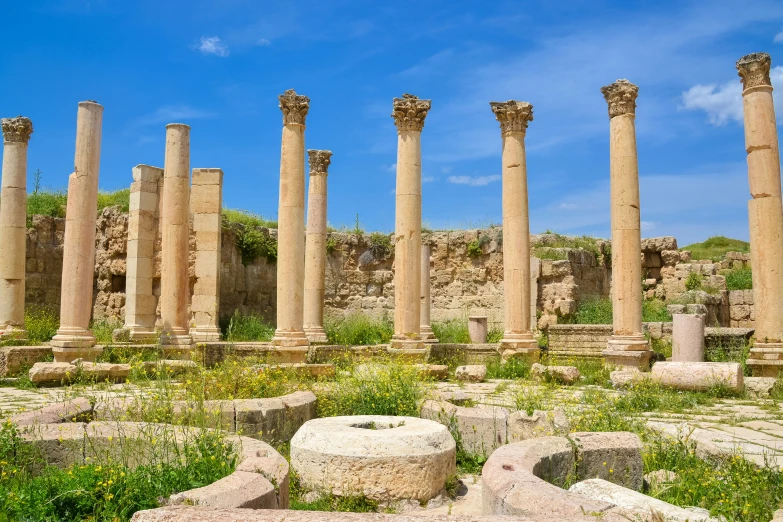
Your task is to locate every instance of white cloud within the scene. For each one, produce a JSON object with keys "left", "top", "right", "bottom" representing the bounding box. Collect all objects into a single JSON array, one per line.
[
  {"left": 257, "top": 38, "right": 271, "bottom": 46},
  {"left": 641, "top": 221, "right": 656, "bottom": 231},
  {"left": 128, "top": 105, "right": 216, "bottom": 129},
  {"left": 422, "top": 176, "right": 436, "bottom": 183},
  {"left": 559, "top": 202, "right": 578, "bottom": 210},
  {"left": 681, "top": 66, "right": 783, "bottom": 125},
  {"left": 775, "top": 29, "right": 783, "bottom": 42},
  {"left": 195, "top": 36, "right": 230, "bottom": 57},
  {"left": 386, "top": 163, "right": 397, "bottom": 172},
  {"left": 448, "top": 175, "right": 500, "bottom": 186}
]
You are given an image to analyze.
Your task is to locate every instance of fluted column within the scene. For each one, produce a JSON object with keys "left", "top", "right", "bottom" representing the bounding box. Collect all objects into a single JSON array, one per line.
[
  {"left": 419, "top": 243, "right": 438, "bottom": 342},
  {"left": 490, "top": 101, "right": 539, "bottom": 362},
  {"left": 737, "top": 53, "right": 783, "bottom": 376},
  {"left": 303, "top": 150, "right": 332, "bottom": 344},
  {"left": 600, "top": 80, "right": 652, "bottom": 370},
  {"left": 272, "top": 89, "right": 310, "bottom": 355},
  {"left": 0, "top": 117, "right": 33, "bottom": 340},
  {"left": 52, "top": 101, "right": 103, "bottom": 362},
  {"left": 159, "top": 124, "right": 192, "bottom": 353},
  {"left": 390, "top": 94, "right": 431, "bottom": 352}
]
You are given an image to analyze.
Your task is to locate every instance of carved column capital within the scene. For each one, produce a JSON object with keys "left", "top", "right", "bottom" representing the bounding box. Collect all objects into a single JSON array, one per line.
[
  {"left": 490, "top": 101, "right": 533, "bottom": 135},
  {"left": 737, "top": 53, "right": 772, "bottom": 91},
  {"left": 279, "top": 89, "right": 310, "bottom": 126},
  {"left": 308, "top": 150, "right": 332, "bottom": 175},
  {"left": 601, "top": 79, "right": 639, "bottom": 118},
  {"left": 392, "top": 94, "right": 432, "bottom": 132},
  {"left": 1, "top": 116, "right": 33, "bottom": 143}
]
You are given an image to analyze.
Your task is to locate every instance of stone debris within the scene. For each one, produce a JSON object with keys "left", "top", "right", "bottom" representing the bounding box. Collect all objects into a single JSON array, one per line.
[
  {"left": 507, "top": 409, "right": 570, "bottom": 441},
  {"left": 455, "top": 365, "right": 487, "bottom": 383},
  {"left": 28, "top": 361, "right": 130, "bottom": 385},
  {"left": 530, "top": 363, "right": 580, "bottom": 384}
]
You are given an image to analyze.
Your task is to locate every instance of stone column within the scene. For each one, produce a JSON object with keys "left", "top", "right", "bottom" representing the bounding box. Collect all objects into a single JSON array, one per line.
[
  {"left": 303, "top": 150, "right": 332, "bottom": 344},
  {"left": 123, "top": 165, "right": 163, "bottom": 342},
  {"left": 272, "top": 89, "right": 310, "bottom": 357},
  {"left": 190, "top": 168, "right": 224, "bottom": 342},
  {"left": 419, "top": 244, "right": 438, "bottom": 343},
  {"left": 390, "top": 94, "right": 431, "bottom": 352},
  {"left": 490, "top": 101, "right": 539, "bottom": 362},
  {"left": 600, "top": 80, "right": 652, "bottom": 369},
  {"left": 0, "top": 117, "right": 33, "bottom": 340},
  {"left": 159, "top": 124, "right": 192, "bottom": 353},
  {"left": 51, "top": 101, "right": 103, "bottom": 362},
  {"left": 737, "top": 53, "right": 783, "bottom": 377}
]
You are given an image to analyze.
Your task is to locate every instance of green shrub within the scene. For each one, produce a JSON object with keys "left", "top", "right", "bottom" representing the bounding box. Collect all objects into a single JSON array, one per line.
[
  {"left": 223, "top": 310, "right": 275, "bottom": 342},
  {"left": 90, "top": 318, "right": 123, "bottom": 345},
  {"left": 682, "top": 236, "right": 749, "bottom": 262},
  {"left": 562, "top": 296, "right": 613, "bottom": 324},
  {"left": 223, "top": 209, "right": 277, "bottom": 229},
  {"left": 466, "top": 240, "right": 482, "bottom": 258},
  {"left": 325, "top": 235, "right": 339, "bottom": 255},
  {"left": 641, "top": 299, "right": 672, "bottom": 322},
  {"left": 27, "top": 190, "right": 67, "bottom": 222},
  {"left": 684, "top": 271, "right": 703, "bottom": 291},
  {"left": 533, "top": 247, "right": 569, "bottom": 261},
  {"left": 24, "top": 306, "right": 59, "bottom": 344},
  {"left": 367, "top": 232, "right": 392, "bottom": 260},
  {"left": 432, "top": 319, "right": 471, "bottom": 344},
  {"left": 725, "top": 267, "right": 753, "bottom": 290},
  {"left": 236, "top": 227, "right": 277, "bottom": 264},
  {"left": 97, "top": 189, "right": 130, "bottom": 213},
  {"left": 486, "top": 358, "right": 530, "bottom": 379},
  {"left": 324, "top": 313, "right": 393, "bottom": 346}
]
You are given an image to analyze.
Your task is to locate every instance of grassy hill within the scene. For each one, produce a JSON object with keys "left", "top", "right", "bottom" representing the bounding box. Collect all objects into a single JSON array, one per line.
[{"left": 681, "top": 236, "right": 749, "bottom": 261}]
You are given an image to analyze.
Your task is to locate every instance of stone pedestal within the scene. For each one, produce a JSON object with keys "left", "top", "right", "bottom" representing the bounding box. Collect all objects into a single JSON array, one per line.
[
  {"left": 672, "top": 314, "right": 705, "bottom": 362},
  {"left": 0, "top": 117, "right": 33, "bottom": 341},
  {"left": 599, "top": 80, "right": 652, "bottom": 370},
  {"left": 190, "top": 168, "right": 224, "bottom": 343},
  {"left": 52, "top": 101, "right": 103, "bottom": 362},
  {"left": 303, "top": 150, "right": 332, "bottom": 344},
  {"left": 491, "top": 100, "right": 539, "bottom": 363},
  {"left": 737, "top": 53, "right": 783, "bottom": 377},
  {"left": 271, "top": 90, "right": 310, "bottom": 360},
  {"left": 420, "top": 244, "right": 438, "bottom": 343},
  {"left": 159, "top": 124, "right": 193, "bottom": 353},
  {"left": 123, "top": 165, "right": 163, "bottom": 343},
  {"left": 390, "top": 94, "right": 431, "bottom": 352},
  {"left": 468, "top": 316, "right": 488, "bottom": 344}
]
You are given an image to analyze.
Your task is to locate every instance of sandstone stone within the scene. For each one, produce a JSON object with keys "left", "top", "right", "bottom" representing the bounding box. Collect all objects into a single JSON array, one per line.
[
  {"left": 744, "top": 376, "right": 776, "bottom": 398},
  {"left": 28, "top": 362, "right": 76, "bottom": 384},
  {"left": 414, "top": 364, "right": 448, "bottom": 380},
  {"left": 455, "top": 364, "right": 487, "bottom": 382},
  {"left": 170, "top": 471, "right": 277, "bottom": 509},
  {"left": 421, "top": 400, "right": 508, "bottom": 456},
  {"left": 530, "top": 363, "right": 580, "bottom": 384},
  {"left": 507, "top": 409, "right": 570, "bottom": 441},
  {"left": 641, "top": 237, "right": 677, "bottom": 252},
  {"left": 571, "top": 431, "right": 643, "bottom": 491},
  {"left": 672, "top": 313, "right": 705, "bottom": 362},
  {"left": 650, "top": 361, "right": 743, "bottom": 392}
]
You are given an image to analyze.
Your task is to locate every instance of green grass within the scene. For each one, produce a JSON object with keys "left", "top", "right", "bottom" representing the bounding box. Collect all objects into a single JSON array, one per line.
[
  {"left": 324, "top": 313, "right": 393, "bottom": 346},
  {"left": 562, "top": 297, "right": 671, "bottom": 325},
  {"left": 432, "top": 319, "right": 471, "bottom": 344},
  {"left": 24, "top": 306, "right": 60, "bottom": 344},
  {"left": 486, "top": 358, "right": 531, "bottom": 379},
  {"left": 682, "top": 236, "right": 749, "bottom": 262},
  {"left": 27, "top": 190, "right": 67, "bottom": 220},
  {"left": 725, "top": 267, "right": 753, "bottom": 290},
  {"left": 97, "top": 189, "right": 130, "bottom": 213},
  {"left": 641, "top": 299, "right": 672, "bottom": 322},
  {"left": 534, "top": 232, "right": 608, "bottom": 264},
  {"left": 222, "top": 209, "right": 277, "bottom": 229},
  {"left": 90, "top": 318, "right": 123, "bottom": 345},
  {"left": 222, "top": 310, "right": 275, "bottom": 342}
]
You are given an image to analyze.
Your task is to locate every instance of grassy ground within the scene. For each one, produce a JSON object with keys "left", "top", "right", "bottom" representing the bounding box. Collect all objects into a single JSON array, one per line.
[
  {"left": 561, "top": 297, "right": 672, "bottom": 325},
  {"left": 682, "top": 236, "right": 749, "bottom": 261}
]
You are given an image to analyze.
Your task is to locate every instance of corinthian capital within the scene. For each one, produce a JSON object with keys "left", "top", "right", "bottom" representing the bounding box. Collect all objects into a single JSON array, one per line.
[
  {"left": 279, "top": 89, "right": 310, "bottom": 126},
  {"left": 308, "top": 150, "right": 332, "bottom": 175},
  {"left": 600, "top": 79, "right": 639, "bottom": 118},
  {"left": 1, "top": 116, "right": 33, "bottom": 143},
  {"left": 391, "top": 94, "right": 431, "bottom": 132},
  {"left": 737, "top": 53, "right": 772, "bottom": 91},
  {"left": 490, "top": 101, "right": 533, "bottom": 135}
]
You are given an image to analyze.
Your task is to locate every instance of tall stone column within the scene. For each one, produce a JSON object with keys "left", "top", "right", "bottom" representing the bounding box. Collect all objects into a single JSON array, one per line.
[
  {"left": 52, "top": 101, "right": 103, "bottom": 362},
  {"left": 190, "top": 168, "right": 224, "bottom": 342},
  {"left": 303, "top": 150, "right": 332, "bottom": 344},
  {"left": 272, "top": 89, "right": 310, "bottom": 358},
  {"left": 123, "top": 165, "right": 163, "bottom": 342},
  {"left": 390, "top": 94, "right": 431, "bottom": 352},
  {"left": 159, "top": 124, "right": 192, "bottom": 353},
  {"left": 600, "top": 80, "right": 652, "bottom": 369},
  {"left": 491, "top": 101, "right": 539, "bottom": 362},
  {"left": 419, "top": 243, "right": 438, "bottom": 343},
  {"left": 737, "top": 53, "right": 783, "bottom": 377},
  {"left": 0, "top": 117, "right": 33, "bottom": 340}
]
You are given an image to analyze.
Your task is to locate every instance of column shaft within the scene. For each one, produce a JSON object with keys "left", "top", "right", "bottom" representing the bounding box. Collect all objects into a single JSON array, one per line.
[
  {"left": 420, "top": 244, "right": 437, "bottom": 342},
  {"left": 191, "top": 168, "right": 224, "bottom": 342},
  {"left": 303, "top": 150, "right": 331, "bottom": 344},
  {"left": 272, "top": 89, "right": 310, "bottom": 352},
  {"left": 0, "top": 117, "right": 32, "bottom": 339},
  {"left": 51, "top": 101, "right": 103, "bottom": 361},
  {"left": 159, "top": 124, "right": 192, "bottom": 351}
]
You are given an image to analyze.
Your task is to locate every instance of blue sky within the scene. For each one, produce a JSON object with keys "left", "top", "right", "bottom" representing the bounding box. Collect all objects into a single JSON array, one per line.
[{"left": 3, "top": 0, "right": 783, "bottom": 245}]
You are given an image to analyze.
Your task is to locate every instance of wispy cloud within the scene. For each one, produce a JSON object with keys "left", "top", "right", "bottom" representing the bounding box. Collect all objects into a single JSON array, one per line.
[
  {"left": 448, "top": 175, "right": 500, "bottom": 186},
  {"left": 193, "top": 36, "right": 230, "bottom": 57},
  {"left": 422, "top": 176, "right": 436, "bottom": 183},
  {"left": 775, "top": 28, "right": 783, "bottom": 42},
  {"left": 559, "top": 203, "right": 579, "bottom": 210},
  {"left": 385, "top": 163, "right": 397, "bottom": 172},
  {"left": 128, "top": 105, "right": 216, "bottom": 130},
  {"left": 257, "top": 38, "right": 271, "bottom": 46}
]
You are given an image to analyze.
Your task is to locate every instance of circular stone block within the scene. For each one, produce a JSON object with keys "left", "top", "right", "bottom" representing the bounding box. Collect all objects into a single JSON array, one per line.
[{"left": 290, "top": 415, "right": 456, "bottom": 502}]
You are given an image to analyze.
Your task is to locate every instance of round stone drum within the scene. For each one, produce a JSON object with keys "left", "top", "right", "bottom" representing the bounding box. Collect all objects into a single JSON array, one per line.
[{"left": 290, "top": 415, "right": 456, "bottom": 502}]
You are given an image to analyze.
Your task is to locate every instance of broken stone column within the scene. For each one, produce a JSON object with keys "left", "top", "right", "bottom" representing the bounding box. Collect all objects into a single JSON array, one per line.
[
  {"left": 303, "top": 150, "right": 332, "bottom": 344},
  {"left": 52, "top": 101, "right": 103, "bottom": 362},
  {"left": 390, "top": 94, "right": 431, "bottom": 353},
  {"left": 159, "top": 124, "right": 192, "bottom": 353},
  {"left": 123, "top": 165, "right": 163, "bottom": 342},
  {"left": 272, "top": 90, "right": 310, "bottom": 356},
  {"left": 490, "top": 100, "right": 539, "bottom": 363},
  {"left": 420, "top": 243, "right": 438, "bottom": 343},
  {"left": 599, "top": 80, "right": 652, "bottom": 370},
  {"left": 190, "top": 168, "right": 224, "bottom": 343},
  {"left": 0, "top": 117, "right": 33, "bottom": 340},
  {"left": 737, "top": 53, "right": 783, "bottom": 377},
  {"left": 672, "top": 313, "right": 705, "bottom": 362}
]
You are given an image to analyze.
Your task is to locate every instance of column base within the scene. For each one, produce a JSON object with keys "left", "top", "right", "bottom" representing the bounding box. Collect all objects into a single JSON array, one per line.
[
  {"left": 499, "top": 332, "right": 540, "bottom": 362},
  {"left": 606, "top": 334, "right": 650, "bottom": 351},
  {"left": 191, "top": 326, "right": 223, "bottom": 343},
  {"left": 420, "top": 325, "right": 439, "bottom": 344},
  {"left": 52, "top": 346, "right": 103, "bottom": 363},
  {"left": 160, "top": 329, "right": 193, "bottom": 346},
  {"left": 304, "top": 327, "right": 329, "bottom": 344},
  {"left": 390, "top": 335, "right": 425, "bottom": 351},
  {"left": 272, "top": 329, "right": 310, "bottom": 348},
  {"left": 746, "top": 342, "right": 783, "bottom": 377},
  {"left": 51, "top": 327, "right": 96, "bottom": 349},
  {"left": 602, "top": 349, "right": 653, "bottom": 370},
  {"left": 128, "top": 327, "right": 159, "bottom": 344}
]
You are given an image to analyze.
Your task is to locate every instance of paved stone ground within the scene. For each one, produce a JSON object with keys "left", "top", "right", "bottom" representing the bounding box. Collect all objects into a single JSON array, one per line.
[{"left": 0, "top": 383, "right": 152, "bottom": 416}]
